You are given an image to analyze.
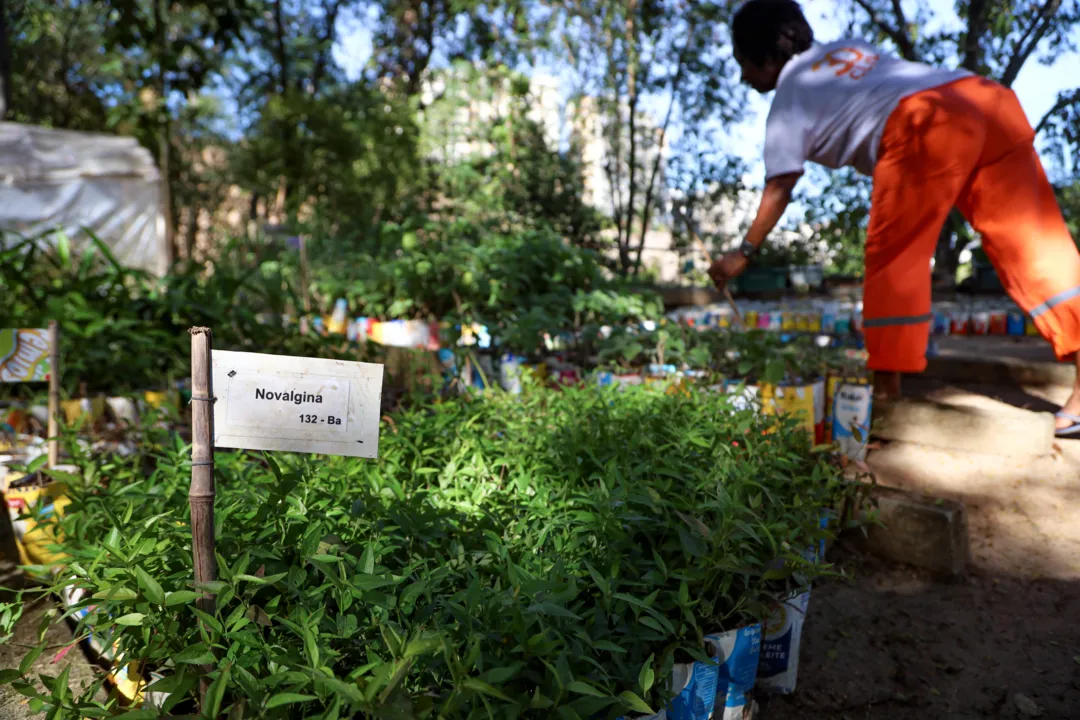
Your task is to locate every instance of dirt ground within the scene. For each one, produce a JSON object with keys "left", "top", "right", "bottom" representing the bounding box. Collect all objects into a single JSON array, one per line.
[
  {"left": 0, "top": 559, "right": 106, "bottom": 720},
  {"left": 760, "top": 373, "right": 1080, "bottom": 719},
  {"left": 758, "top": 545, "right": 1080, "bottom": 720},
  {"left": 882, "top": 378, "right": 1080, "bottom": 580}
]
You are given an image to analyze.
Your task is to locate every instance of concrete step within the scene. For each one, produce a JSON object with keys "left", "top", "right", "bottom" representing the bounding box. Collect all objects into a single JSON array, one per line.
[
  {"left": 845, "top": 484, "right": 969, "bottom": 577},
  {"left": 861, "top": 432, "right": 1080, "bottom": 580}
]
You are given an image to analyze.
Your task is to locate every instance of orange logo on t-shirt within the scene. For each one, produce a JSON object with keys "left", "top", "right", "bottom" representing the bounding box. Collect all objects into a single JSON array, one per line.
[{"left": 812, "top": 47, "right": 880, "bottom": 79}]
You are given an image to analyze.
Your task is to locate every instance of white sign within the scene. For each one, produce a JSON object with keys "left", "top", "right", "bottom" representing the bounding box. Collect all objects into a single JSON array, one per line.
[{"left": 211, "top": 350, "right": 383, "bottom": 458}]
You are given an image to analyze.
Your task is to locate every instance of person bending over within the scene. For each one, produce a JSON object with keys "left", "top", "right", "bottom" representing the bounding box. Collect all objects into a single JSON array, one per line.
[{"left": 709, "top": 0, "right": 1080, "bottom": 437}]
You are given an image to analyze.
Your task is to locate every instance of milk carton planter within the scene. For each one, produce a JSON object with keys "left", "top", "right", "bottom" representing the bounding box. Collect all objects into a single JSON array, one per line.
[
  {"left": 105, "top": 396, "right": 140, "bottom": 426},
  {"left": 2, "top": 458, "right": 169, "bottom": 703},
  {"left": 595, "top": 370, "right": 646, "bottom": 390},
  {"left": 140, "top": 388, "right": 181, "bottom": 410},
  {"left": 709, "top": 625, "right": 763, "bottom": 720},
  {"left": 619, "top": 625, "right": 763, "bottom": 720},
  {"left": 831, "top": 381, "right": 873, "bottom": 461},
  {"left": 60, "top": 396, "right": 107, "bottom": 427},
  {"left": 722, "top": 380, "right": 824, "bottom": 443},
  {"left": 757, "top": 592, "right": 811, "bottom": 694},
  {"left": 5, "top": 469, "right": 168, "bottom": 705},
  {"left": 498, "top": 353, "right": 529, "bottom": 394},
  {"left": 2, "top": 466, "right": 77, "bottom": 568}
]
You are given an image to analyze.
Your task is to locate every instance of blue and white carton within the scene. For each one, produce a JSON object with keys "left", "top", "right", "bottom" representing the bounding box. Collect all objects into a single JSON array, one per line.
[
  {"left": 707, "top": 625, "right": 762, "bottom": 719},
  {"left": 499, "top": 354, "right": 527, "bottom": 394},
  {"left": 832, "top": 382, "right": 873, "bottom": 461},
  {"left": 757, "top": 591, "right": 811, "bottom": 695},
  {"left": 623, "top": 625, "right": 762, "bottom": 720}
]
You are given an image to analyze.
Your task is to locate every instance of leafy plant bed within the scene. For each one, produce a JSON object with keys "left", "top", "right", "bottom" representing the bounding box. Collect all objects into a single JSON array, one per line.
[
  {"left": 2, "top": 382, "right": 860, "bottom": 719},
  {"left": 593, "top": 326, "right": 848, "bottom": 386},
  {"left": 0, "top": 232, "right": 388, "bottom": 399}
]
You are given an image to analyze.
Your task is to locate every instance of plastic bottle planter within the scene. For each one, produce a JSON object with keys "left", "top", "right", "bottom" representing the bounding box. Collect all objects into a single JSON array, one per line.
[
  {"left": 989, "top": 310, "right": 1008, "bottom": 335},
  {"left": 1006, "top": 311, "right": 1026, "bottom": 336},
  {"left": 951, "top": 312, "right": 970, "bottom": 335}
]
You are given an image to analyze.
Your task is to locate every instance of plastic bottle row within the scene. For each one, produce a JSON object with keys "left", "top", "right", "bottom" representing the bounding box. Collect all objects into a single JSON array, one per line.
[{"left": 673, "top": 299, "right": 1041, "bottom": 337}]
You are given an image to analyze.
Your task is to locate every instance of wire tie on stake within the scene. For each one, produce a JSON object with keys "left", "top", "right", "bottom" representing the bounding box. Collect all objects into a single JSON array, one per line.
[
  {"left": 189, "top": 460, "right": 215, "bottom": 467},
  {"left": 189, "top": 395, "right": 217, "bottom": 404}
]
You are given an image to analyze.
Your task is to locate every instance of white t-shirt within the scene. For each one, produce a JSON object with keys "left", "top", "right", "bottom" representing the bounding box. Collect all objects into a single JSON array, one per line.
[{"left": 763, "top": 39, "right": 973, "bottom": 179}]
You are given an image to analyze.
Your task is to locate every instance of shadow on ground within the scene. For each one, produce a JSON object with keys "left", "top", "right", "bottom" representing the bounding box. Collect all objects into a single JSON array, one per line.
[
  {"left": 759, "top": 544, "right": 1080, "bottom": 720},
  {"left": 906, "top": 375, "right": 1067, "bottom": 417}
]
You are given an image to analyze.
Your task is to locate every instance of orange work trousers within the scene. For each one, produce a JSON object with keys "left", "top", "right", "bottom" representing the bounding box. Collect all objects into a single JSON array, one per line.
[{"left": 864, "top": 75, "right": 1080, "bottom": 372}]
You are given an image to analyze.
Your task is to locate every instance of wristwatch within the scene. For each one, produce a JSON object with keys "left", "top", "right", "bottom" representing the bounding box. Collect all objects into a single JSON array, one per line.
[{"left": 737, "top": 241, "right": 757, "bottom": 259}]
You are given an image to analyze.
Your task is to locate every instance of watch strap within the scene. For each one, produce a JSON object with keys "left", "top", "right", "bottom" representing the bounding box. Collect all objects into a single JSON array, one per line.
[{"left": 738, "top": 241, "right": 757, "bottom": 259}]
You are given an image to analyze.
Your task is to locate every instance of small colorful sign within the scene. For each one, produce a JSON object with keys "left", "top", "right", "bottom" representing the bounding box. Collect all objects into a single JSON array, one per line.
[{"left": 0, "top": 328, "right": 52, "bottom": 383}]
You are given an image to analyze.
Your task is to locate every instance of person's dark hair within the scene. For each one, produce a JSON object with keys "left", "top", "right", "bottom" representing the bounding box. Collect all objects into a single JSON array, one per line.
[{"left": 732, "top": 0, "right": 814, "bottom": 67}]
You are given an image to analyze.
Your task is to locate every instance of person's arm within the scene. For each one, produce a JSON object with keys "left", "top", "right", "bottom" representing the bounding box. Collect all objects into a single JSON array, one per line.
[
  {"left": 744, "top": 172, "right": 801, "bottom": 251},
  {"left": 708, "top": 172, "right": 802, "bottom": 289}
]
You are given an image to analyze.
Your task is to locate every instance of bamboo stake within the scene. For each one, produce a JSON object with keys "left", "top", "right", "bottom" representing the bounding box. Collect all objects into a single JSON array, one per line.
[
  {"left": 188, "top": 327, "right": 217, "bottom": 707},
  {"left": 688, "top": 231, "right": 747, "bottom": 330},
  {"left": 47, "top": 321, "right": 59, "bottom": 468}
]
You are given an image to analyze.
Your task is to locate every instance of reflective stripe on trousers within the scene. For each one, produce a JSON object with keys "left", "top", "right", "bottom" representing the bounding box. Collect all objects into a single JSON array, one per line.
[
  {"left": 862, "top": 314, "right": 933, "bottom": 329},
  {"left": 863, "top": 75, "right": 1080, "bottom": 371},
  {"left": 1030, "top": 286, "right": 1080, "bottom": 319}
]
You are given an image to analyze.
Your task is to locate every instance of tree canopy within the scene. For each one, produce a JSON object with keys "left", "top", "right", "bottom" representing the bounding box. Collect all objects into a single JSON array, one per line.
[{"left": 1, "top": 0, "right": 1077, "bottom": 283}]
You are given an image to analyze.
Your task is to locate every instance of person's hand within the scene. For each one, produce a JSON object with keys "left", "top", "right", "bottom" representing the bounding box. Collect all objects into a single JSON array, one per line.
[{"left": 708, "top": 251, "right": 749, "bottom": 291}]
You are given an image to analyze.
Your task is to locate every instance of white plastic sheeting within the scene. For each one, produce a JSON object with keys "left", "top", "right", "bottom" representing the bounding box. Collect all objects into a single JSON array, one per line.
[{"left": 0, "top": 122, "right": 168, "bottom": 276}]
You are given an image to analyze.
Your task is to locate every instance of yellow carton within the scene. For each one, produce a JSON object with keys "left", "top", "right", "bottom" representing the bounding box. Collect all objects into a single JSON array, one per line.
[
  {"left": 61, "top": 397, "right": 106, "bottom": 425},
  {"left": 3, "top": 476, "right": 71, "bottom": 566},
  {"left": 725, "top": 382, "right": 818, "bottom": 440},
  {"left": 759, "top": 384, "right": 816, "bottom": 438},
  {"left": 142, "top": 389, "right": 180, "bottom": 409}
]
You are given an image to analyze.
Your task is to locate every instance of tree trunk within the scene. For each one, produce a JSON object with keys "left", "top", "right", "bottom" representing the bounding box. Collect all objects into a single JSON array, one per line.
[
  {"left": 624, "top": 0, "right": 640, "bottom": 276},
  {"left": 184, "top": 204, "right": 198, "bottom": 260},
  {"left": 273, "top": 0, "right": 292, "bottom": 207},
  {"left": 960, "top": 0, "right": 988, "bottom": 72},
  {"left": 0, "top": 0, "right": 12, "bottom": 119},
  {"left": 155, "top": 0, "right": 175, "bottom": 265}
]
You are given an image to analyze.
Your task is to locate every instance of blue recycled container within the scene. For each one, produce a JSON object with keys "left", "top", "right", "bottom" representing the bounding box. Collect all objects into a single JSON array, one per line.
[
  {"left": 1007, "top": 311, "right": 1026, "bottom": 336},
  {"left": 932, "top": 311, "right": 950, "bottom": 335}
]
